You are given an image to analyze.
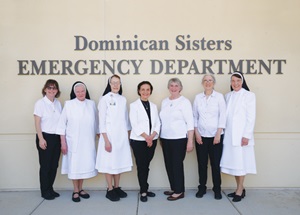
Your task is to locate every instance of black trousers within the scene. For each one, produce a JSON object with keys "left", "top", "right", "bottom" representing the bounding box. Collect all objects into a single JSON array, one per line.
[
  {"left": 195, "top": 135, "right": 223, "bottom": 193},
  {"left": 36, "top": 132, "right": 61, "bottom": 196},
  {"left": 161, "top": 138, "right": 187, "bottom": 194},
  {"left": 130, "top": 139, "right": 157, "bottom": 193}
]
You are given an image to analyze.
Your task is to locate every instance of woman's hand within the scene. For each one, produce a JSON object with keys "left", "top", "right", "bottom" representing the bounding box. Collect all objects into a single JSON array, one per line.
[
  {"left": 213, "top": 134, "right": 221, "bottom": 145},
  {"left": 34, "top": 116, "right": 47, "bottom": 150},
  {"left": 187, "top": 130, "right": 194, "bottom": 152},
  {"left": 61, "top": 141, "right": 68, "bottom": 155},
  {"left": 105, "top": 141, "right": 112, "bottom": 152},
  {"left": 39, "top": 138, "right": 47, "bottom": 150},
  {"left": 213, "top": 128, "right": 222, "bottom": 145},
  {"left": 102, "top": 133, "right": 112, "bottom": 152},
  {"left": 186, "top": 140, "right": 194, "bottom": 152},
  {"left": 195, "top": 130, "right": 203, "bottom": 145},
  {"left": 146, "top": 136, "right": 153, "bottom": 147},
  {"left": 196, "top": 135, "right": 203, "bottom": 145},
  {"left": 241, "top": 137, "right": 249, "bottom": 146}
]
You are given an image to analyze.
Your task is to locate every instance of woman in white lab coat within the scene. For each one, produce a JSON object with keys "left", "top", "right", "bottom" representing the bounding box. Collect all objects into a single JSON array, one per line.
[
  {"left": 220, "top": 72, "right": 256, "bottom": 202},
  {"left": 129, "top": 81, "right": 161, "bottom": 202},
  {"left": 95, "top": 75, "right": 132, "bottom": 202}
]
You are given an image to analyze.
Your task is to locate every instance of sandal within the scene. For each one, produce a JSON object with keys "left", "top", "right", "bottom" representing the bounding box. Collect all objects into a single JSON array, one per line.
[
  {"left": 72, "top": 192, "right": 80, "bottom": 202},
  {"left": 79, "top": 190, "right": 90, "bottom": 199}
]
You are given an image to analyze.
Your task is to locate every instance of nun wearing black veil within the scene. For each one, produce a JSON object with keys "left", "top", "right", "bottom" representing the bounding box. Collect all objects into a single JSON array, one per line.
[
  {"left": 56, "top": 81, "right": 99, "bottom": 202},
  {"left": 220, "top": 72, "right": 256, "bottom": 202},
  {"left": 95, "top": 75, "right": 132, "bottom": 202}
]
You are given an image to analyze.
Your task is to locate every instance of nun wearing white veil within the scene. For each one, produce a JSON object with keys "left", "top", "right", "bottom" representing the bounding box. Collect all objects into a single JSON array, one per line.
[
  {"left": 220, "top": 72, "right": 256, "bottom": 202},
  {"left": 95, "top": 75, "right": 132, "bottom": 202},
  {"left": 56, "top": 81, "right": 98, "bottom": 202}
]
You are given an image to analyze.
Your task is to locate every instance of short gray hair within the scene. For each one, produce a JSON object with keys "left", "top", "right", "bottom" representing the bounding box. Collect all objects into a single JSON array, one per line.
[
  {"left": 168, "top": 78, "right": 183, "bottom": 91},
  {"left": 201, "top": 74, "right": 216, "bottom": 84}
]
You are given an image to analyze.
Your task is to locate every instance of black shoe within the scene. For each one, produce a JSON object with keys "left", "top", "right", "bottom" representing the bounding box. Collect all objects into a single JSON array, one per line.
[
  {"left": 106, "top": 189, "right": 120, "bottom": 202},
  {"left": 195, "top": 189, "right": 206, "bottom": 198},
  {"left": 79, "top": 190, "right": 90, "bottom": 199},
  {"left": 50, "top": 190, "right": 60, "bottom": 198},
  {"left": 227, "top": 192, "right": 235, "bottom": 197},
  {"left": 72, "top": 192, "right": 80, "bottom": 202},
  {"left": 147, "top": 191, "right": 156, "bottom": 197},
  {"left": 140, "top": 193, "right": 148, "bottom": 202},
  {"left": 242, "top": 189, "right": 246, "bottom": 198},
  {"left": 114, "top": 187, "right": 127, "bottom": 198},
  {"left": 227, "top": 189, "right": 246, "bottom": 198},
  {"left": 232, "top": 194, "right": 242, "bottom": 202},
  {"left": 42, "top": 192, "right": 55, "bottom": 200},
  {"left": 214, "top": 192, "right": 222, "bottom": 200}
]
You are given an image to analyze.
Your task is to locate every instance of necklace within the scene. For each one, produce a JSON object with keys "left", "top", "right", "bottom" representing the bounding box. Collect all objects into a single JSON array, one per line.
[
  {"left": 109, "top": 94, "right": 116, "bottom": 106},
  {"left": 141, "top": 100, "right": 150, "bottom": 110},
  {"left": 169, "top": 96, "right": 180, "bottom": 107}
]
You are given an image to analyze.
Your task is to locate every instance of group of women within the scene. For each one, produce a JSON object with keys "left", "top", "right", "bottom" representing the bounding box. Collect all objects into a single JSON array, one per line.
[{"left": 34, "top": 72, "right": 256, "bottom": 203}]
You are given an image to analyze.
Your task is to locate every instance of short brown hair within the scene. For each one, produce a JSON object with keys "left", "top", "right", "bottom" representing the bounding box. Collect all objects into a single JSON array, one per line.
[{"left": 42, "top": 79, "right": 61, "bottom": 98}]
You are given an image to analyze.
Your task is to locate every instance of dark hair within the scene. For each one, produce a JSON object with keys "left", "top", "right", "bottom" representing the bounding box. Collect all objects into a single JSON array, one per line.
[
  {"left": 230, "top": 71, "right": 250, "bottom": 91},
  {"left": 137, "top": 81, "right": 153, "bottom": 96},
  {"left": 70, "top": 81, "right": 90, "bottom": 99},
  {"left": 102, "top": 74, "right": 123, "bottom": 96},
  {"left": 42, "top": 79, "right": 61, "bottom": 98}
]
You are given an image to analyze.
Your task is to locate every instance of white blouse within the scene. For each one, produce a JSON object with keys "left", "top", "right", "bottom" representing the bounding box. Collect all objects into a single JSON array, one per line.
[
  {"left": 193, "top": 90, "right": 226, "bottom": 137},
  {"left": 33, "top": 96, "right": 62, "bottom": 134},
  {"left": 160, "top": 96, "right": 194, "bottom": 139}
]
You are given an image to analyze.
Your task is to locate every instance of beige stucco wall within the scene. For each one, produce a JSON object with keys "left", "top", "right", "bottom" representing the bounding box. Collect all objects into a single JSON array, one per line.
[{"left": 0, "top": 0, "right": 299, "bottom": 190}]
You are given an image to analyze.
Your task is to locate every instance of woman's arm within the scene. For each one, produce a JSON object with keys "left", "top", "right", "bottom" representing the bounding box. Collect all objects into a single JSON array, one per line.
[
  {"left": 34, "top": 115, "right": 47, "bottom": 150},
  {"left": 60, "top": 135, "right": 68, "bottom": 154},
  {"left": 186, "top": 130, "right": 194, "bottom": 152},
  {"left": 102, "top": 133, "right": 112, "bottom": 152}
]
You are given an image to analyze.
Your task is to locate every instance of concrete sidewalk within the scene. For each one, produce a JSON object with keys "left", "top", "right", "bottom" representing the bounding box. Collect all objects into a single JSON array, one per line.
[{"left": 0, "top": 189, "right": 299, "bottom": 215}]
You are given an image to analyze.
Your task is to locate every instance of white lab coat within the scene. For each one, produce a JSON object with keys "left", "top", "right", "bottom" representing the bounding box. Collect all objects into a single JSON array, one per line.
[
  {"left": 129, "top": 99, "right": 161, "bottom": 141},
  {"left": 220, "top": 88, "right": 257, "bottom": 176}
]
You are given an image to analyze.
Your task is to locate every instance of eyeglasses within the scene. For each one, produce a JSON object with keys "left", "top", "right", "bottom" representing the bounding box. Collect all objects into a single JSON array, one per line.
[
  {"left": 110, "top": 81, "right": 121, "bottom": 86},
  {"left": 47, "top": 86, "right": 57, "bottom": 90},
  {"left": 203, "top": 80, "right": 214, "bottom": 83}
]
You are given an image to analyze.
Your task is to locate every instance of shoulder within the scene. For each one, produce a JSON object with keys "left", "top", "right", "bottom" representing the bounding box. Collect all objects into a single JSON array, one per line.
[
  {"left": 131, "top": 99, "right": 140, "bottom": 105},
  {"left": 130, "top": 99, "right": 140, "bottom": 107},
  {"left": 86, "top": 99, "right": 96, "bottom": 106},
  {"left": 149, "top": 101, "right": 158, "bottom": 111},
  {"left": 64, "top": 100, "right": 73, "bottom": 107},
  {"left": 161, "top": 97, "right": 168, "bottom": 103},
  {"left": 225, "top": 91, "right": 232, "bottom": 98},
  {"left": 194, "top": 93, "right": 202, "bottom": 100},
  {"left": 119, "top": 94, "right": 127, "bottom": 101},
  {"left": 244, "top": 90, "right": 255, "bottom": 96},
  {"left": 149, "top": 100, "right": 157, "bottom": 107},
  {"left": 180, "top": 96, "right": 191, "bottom": 104},
  {"left": 213, "top": 91, "right": 225, "bottom": 100},
  {"left": 213, "top": 91, "right": 223, "bottom": 97},
  {"left": 244, "top": 90, "right": 256, "bottom": 100},
  {"left": 100, "top": 93, "right": 110, "bottom": 102},
  {"left": 54, "top": 98, "right": 62, "bottom": 105},
  {"left": 102, "top": 93, "right": 110, "bottom": 99},
  {"left": 86, "top": 98, "right": 94, "bottom": 103},
  {"left": 34, "top": 98, "right": 44, "bottom": 106},
  {"left": 34, "top": 98, "right": 45, "bottom": 112}
]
